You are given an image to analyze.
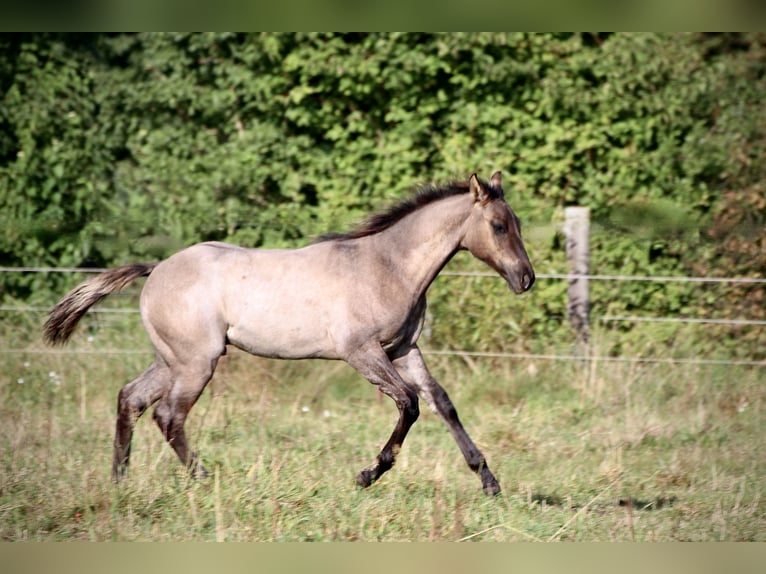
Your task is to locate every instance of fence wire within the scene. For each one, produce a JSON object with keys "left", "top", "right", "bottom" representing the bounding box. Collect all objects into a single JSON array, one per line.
[
  {"left": 2, "top": 266, "right": 766, "bottom": 284},
  {"left": 2, "top": 267, "right": 763, "bottom": 367},
  {"left": 1, "top": 346, "right": 763, "bottom": 368}
]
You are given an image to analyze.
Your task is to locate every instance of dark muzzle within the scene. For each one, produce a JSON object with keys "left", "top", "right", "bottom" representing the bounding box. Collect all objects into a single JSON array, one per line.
[{"left": 507, "top": 264, "right": 535, "bottom": 294}]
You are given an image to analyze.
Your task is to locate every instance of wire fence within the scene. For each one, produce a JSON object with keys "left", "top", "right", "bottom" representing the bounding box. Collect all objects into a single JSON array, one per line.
[
  {"left": 443, "top": 270, "right": 766, "bottom": 284},
  {"left": 2, "top": 346, "right": 764, "bottom": 367},
  {"left": 4, "top": 265, "right": 766, "bottom": 284},
  {"left": 1, "top": 266, "right": 764, "bottom": 367}
]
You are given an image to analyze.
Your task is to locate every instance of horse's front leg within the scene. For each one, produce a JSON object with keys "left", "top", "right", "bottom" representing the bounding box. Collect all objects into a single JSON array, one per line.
[
  {"left": 392, "top": 345, "right": 501, "bottom": 495},
  {"left": 346, "top": 343, "right": 420, "bottom": 488}
]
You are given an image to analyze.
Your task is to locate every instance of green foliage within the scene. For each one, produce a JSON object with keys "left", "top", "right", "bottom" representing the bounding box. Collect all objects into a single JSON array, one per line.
[{"left": 1, "top": 33, "right": 764, "bottom": 356}]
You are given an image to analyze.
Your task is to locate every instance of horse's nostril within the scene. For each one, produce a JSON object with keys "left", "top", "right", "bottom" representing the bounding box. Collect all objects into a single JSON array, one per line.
[{"left": 523, "top": 271, "right": 535, "bottom": 291}]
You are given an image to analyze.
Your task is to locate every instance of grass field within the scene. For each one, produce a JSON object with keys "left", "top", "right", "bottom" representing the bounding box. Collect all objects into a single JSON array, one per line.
[{"left": 0, "top": 318, "right": 763, "bottom": 542}]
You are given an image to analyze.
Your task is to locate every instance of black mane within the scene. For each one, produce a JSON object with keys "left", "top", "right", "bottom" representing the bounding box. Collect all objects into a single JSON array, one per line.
[{"left": 315, "top": 176, "right": 501, "bottom": 243}]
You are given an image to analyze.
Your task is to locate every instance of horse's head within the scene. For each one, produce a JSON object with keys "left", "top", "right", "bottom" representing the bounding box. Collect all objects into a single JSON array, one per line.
[{"left": 461, "top": 172, "right": 535, "bottom": 294}]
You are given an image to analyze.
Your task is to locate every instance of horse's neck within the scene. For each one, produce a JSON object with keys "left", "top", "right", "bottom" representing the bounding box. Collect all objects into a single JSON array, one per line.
[{"left": 374, "top": 193, "right": 471, "bottom": 298}]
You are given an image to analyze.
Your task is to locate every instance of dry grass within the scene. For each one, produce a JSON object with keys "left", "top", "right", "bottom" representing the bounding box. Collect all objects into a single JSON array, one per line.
[{"left": 0, "top": 319, "right": 763, "bottom": 541}]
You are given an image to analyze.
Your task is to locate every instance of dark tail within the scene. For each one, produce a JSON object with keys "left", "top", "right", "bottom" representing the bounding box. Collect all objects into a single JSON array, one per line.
[{"left": 43, "top": 263, "right": 158, "bottom": 346}]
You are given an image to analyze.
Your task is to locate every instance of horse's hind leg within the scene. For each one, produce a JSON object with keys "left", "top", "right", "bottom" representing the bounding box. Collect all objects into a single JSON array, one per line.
[
  {"left": 152, "top": 357, "right": 219, "bottom": 478},
  {"left": 113, "top": 361, "right": 170, "bottom": 481},
  {"left": 392, "top": 346, "right": 501, "bottom": 495}
]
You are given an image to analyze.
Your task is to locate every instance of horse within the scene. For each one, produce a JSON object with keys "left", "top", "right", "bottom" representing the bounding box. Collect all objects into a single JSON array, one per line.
[{"left": 43, "top": 171, "right": 534, "bottom": 495}]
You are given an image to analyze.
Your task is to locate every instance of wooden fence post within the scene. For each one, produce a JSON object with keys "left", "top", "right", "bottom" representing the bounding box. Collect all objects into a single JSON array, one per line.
[{"left": 563, "top": 207, "right": 590, "bottom": 345}]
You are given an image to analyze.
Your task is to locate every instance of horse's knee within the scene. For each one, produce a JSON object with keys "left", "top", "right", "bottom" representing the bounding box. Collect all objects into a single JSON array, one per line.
[{"left": 400, "top": 391, "right": 420, "bottom": 423}]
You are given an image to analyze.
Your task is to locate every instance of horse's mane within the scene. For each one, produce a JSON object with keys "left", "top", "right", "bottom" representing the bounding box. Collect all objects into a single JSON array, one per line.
[{"left": 314, "top": 176, "right": 501, "bottom": 243}]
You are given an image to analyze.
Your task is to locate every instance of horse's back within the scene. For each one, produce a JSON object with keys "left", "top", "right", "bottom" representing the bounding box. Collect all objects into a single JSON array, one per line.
[{"left": 139, "top": 241, "right": 347, "bottom": 360}]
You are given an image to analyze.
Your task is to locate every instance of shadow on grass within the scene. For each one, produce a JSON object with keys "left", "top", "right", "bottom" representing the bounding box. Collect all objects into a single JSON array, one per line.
[{"left": 531, "top": 492, "right": 678, "bottom": 511}]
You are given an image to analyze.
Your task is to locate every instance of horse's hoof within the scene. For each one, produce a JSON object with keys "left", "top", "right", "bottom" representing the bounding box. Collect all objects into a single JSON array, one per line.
[
  {"left": 355, "top": 469, "right": 376, "bottom": 488},
  {"left": 191, "top": 463, "right": 210, "bottom": 479},
  {"left": 483, "top": 480, "right": 501, "bottom": 496}
]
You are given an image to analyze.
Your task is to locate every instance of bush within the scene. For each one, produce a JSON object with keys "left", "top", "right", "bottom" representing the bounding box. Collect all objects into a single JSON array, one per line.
[{"left": 1, "top": 33, "right": 763, "bottom": 357}]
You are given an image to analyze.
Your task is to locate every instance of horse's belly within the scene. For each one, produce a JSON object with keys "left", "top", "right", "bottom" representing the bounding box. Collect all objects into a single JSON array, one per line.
[{"left": 225, "top": 312, "right": 338, "bottom": 360}]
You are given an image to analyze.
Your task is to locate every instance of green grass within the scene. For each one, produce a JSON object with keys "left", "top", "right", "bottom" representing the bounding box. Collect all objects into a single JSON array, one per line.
[{"left": 0, "top": 320, "right": 763, "bottom": 541}]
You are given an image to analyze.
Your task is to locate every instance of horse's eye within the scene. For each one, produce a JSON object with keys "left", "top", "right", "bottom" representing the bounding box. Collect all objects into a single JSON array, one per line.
[{"left": 492, "top": 222, "right": 507, "bottom": 235}]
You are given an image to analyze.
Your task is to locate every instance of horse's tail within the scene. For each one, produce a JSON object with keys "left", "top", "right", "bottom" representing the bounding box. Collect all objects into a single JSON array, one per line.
[{"left": 43, "top": 262, "right": 158, "bottom": 346}]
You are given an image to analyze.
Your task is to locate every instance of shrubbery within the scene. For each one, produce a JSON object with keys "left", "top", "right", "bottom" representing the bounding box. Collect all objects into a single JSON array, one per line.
[{"left": 1, "top": 33, "right": 764, "bottom": 357}]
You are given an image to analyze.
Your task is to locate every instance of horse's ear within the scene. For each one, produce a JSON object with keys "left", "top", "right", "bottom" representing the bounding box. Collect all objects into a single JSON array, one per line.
[
  {"left": 469, "top": 173, "right": 490, "bottom": 204},
  {"left": 490, "top": 171, "right": 502, "bottom": 189}
]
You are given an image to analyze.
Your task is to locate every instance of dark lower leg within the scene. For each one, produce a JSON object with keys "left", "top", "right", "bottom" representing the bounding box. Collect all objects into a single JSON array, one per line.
[
  {"left": 113, "top": 419, "right": 134, "bottom": 481},
  {"left": 347, "top": 344, "right": 420, "bottom": 489},
  {"left": 356, "top": 392, "right": 419, "bottom": 488},
  {"left": 430, "top": 384, "right": 500, "bottom": 495},
  {"left": 392, "top": 349, "right": 501, "bottom": 495}
]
